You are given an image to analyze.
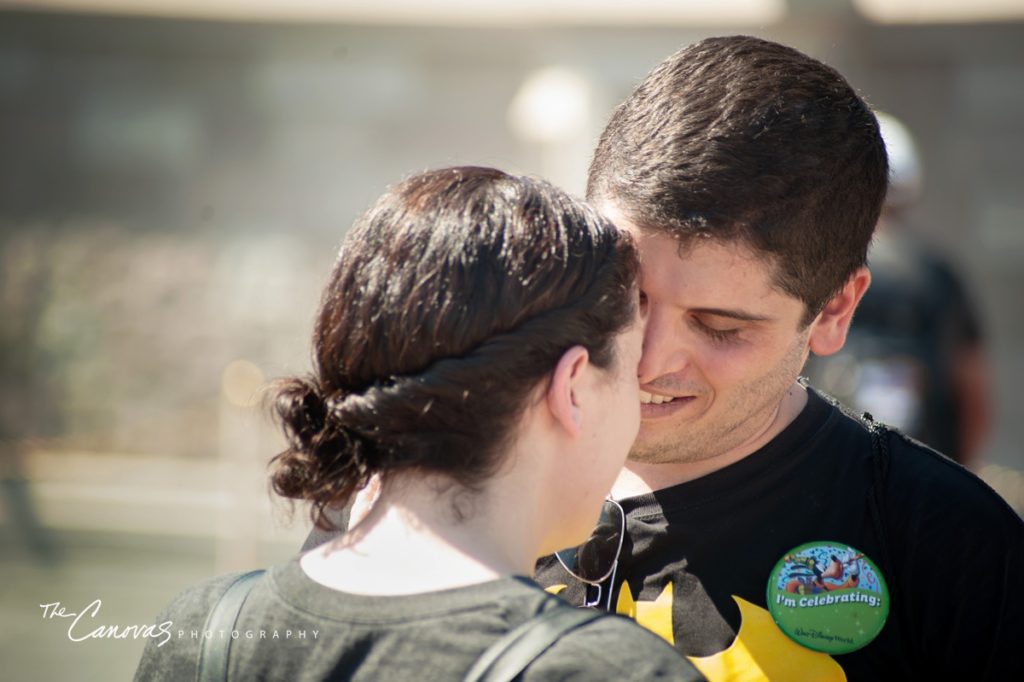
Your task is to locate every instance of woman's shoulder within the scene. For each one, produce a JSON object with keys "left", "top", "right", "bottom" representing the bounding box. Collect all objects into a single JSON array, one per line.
[
  {"left": 526, "top": 611, "right": 705, "bottom": 681},
  {"left": 132, "top": 571, "right": 260, "bottom": 682}
]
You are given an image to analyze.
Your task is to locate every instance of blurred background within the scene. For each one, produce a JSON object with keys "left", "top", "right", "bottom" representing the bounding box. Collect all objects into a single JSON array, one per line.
[{"left": 1, "top": 1, "right": 1022, "bottom": 678}]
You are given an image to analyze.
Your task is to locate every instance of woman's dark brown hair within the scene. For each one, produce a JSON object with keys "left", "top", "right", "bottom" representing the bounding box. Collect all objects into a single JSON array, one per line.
[{"left": 270, "top": 167, "right": 638, "bottom": 529}]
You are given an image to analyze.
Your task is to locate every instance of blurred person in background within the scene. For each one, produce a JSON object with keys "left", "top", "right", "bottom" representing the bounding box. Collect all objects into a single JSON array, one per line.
[
  {"left": 0, "top": 238, "right": 60, "bottom": 564},
  {"left": 135, "top": 167, "right": 702, "bottom": 681},
  {"left": 526, "top": 36, "right": 1024, "bottom": 681},
  {"left": 804, "top": 112, "right": 992, "bottom": 468}
]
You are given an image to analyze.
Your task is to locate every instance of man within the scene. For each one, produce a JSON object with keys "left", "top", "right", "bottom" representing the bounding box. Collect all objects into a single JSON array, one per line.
[{"left": 533, "top": 36, "right": 1024, "bottom": 680}]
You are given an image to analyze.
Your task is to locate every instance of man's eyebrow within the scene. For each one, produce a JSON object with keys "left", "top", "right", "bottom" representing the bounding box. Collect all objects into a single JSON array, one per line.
[{"left": 692, "top": 307, "right": 774, "bottom": 322}]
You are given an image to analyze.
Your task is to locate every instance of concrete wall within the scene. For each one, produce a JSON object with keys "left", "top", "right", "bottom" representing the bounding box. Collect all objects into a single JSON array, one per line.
[{"left": 1, "top": 10, "right": 1022, "bottom": 472}]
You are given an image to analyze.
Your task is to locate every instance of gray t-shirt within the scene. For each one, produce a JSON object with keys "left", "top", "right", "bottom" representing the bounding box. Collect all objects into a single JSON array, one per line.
[{"left": 133, "top": 557, "right": 702, "bottom": 681}]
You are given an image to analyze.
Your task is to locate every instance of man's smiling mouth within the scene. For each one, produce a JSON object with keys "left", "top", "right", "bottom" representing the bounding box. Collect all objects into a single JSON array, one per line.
[{"left": 639, "top": 390, "right": 678, "bottom": 405}]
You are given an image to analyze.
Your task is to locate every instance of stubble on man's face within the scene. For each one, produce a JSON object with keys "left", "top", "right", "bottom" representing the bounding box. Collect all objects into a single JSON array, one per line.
[{"left": 628, "top": 327, "right": 810, "bottom": 465}]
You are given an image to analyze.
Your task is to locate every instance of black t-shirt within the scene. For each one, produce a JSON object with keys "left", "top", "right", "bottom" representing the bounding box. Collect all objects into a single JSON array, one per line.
[
  {"left": 134, "top": 557, "right": 703, "bottom": 681},
  {"left": 535, "top": 389, "right": 1024, "bottom": 681}
]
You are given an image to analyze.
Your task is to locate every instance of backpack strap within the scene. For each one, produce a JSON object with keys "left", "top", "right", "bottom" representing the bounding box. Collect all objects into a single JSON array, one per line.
[
  {"left": 196, "top": 569, "right": 265, "bottom": 682},
  {"left": 463, "top": 603, "right": 604, "bottom": 682}
]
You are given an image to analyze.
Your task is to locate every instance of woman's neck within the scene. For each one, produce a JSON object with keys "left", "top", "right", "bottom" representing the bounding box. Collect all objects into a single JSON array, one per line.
[{"left": 301, "top": 474, "right": 542, "bottom": 596}]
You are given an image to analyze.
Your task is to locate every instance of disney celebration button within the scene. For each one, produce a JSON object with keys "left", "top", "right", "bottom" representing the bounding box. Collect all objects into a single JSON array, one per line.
[{"left": 766, "top": 541, "right": 889, "bottom": 654}]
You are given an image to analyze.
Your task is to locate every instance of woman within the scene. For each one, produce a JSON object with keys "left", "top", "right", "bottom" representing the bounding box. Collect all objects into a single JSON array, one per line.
[{"left": 134, "top": 167, "right": 700, "bottom": 680}]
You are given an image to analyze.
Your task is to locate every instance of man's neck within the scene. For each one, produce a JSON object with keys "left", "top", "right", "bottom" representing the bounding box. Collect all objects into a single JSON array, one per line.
[{"left": 612, "top": 382, "right": 809, "bottom": 499}]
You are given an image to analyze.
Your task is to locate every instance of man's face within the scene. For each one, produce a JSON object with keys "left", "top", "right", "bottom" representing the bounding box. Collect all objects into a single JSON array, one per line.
[{"left": 605, "top": 205, "right": 814, "bottom": 465}]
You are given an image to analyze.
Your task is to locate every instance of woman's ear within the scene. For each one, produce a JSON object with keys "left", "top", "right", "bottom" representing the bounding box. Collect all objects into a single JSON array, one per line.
[
  {"left": 546, "top": 345, "right": 590, "bottom": 439},
  {"left": 808, "top": 267, "right": 871, "bottom": 357}
]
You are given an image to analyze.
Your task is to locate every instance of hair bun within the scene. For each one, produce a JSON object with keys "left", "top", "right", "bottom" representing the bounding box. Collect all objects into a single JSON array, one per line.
[
  {"left": 273, "top": 377, "right": 329, "bottom": 451},
  {"left": 270, "top": 378, "right": 377, "bottom": 530}
]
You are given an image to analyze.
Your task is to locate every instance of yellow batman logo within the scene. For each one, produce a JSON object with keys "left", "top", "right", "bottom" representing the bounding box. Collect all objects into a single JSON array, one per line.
[
  {"left": 688, "top": 596, "right": 846, "bottom": 681},
  {"left": 616, "top": 581, "right": 675, "bottom": 644},
  {"left": 616, "top": 583, "right": 846, "bottom": 681}
]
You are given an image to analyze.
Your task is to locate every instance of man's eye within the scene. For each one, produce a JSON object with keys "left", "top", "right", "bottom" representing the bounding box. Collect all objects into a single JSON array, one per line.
[
  {"left": 706, "top": 327, "right": 739, "bottom": 343},
  {"left": 694, "top": 319, "right": 739, "bottom": 343}
]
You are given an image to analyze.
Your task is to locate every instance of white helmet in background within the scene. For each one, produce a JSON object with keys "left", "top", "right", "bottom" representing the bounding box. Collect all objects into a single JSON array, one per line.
[{"left": 876, "top": 111, "right": 923, "bottom": 210}]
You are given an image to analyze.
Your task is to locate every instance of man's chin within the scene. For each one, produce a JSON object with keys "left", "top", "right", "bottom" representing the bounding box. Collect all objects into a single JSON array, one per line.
[
  {"left": 627, "top": 428, "right": 721, "bottom": 465},
  {"left": 627, "top": 442, "right": 685, "bottom": 465},
  {"left": 629, "top": 425, "right": 685, "bottom": 462}
]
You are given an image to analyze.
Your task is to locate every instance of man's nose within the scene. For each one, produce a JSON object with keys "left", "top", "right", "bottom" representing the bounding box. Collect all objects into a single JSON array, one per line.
[{"left": 637, "top": 307, "right": 691, "bottom": 384}]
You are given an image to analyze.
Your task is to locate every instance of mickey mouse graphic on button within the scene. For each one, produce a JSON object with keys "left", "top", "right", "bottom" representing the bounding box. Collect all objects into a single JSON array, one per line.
[{"left": 766, "top": 541, "right": 889, "bottom": 654}]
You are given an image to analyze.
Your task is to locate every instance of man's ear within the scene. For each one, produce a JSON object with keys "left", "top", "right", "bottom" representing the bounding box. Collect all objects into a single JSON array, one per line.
[
  {"left": 545, "top": 345, "right": 589, "bottom": 439},
  {"left": 808, "top": 267, "right": 871, "bottom": 357}
]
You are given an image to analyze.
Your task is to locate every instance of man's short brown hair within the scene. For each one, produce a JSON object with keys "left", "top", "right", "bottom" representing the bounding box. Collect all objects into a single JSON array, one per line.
[{"left": 588, "top": 35, "right": 889, "bottom": 325}]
